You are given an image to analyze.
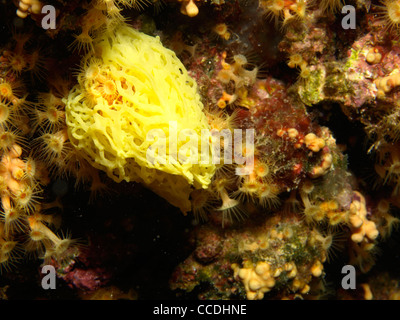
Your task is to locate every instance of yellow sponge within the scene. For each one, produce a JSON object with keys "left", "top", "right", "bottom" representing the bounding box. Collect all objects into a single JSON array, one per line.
[{"left": 64, "top": 24, "right": 215, "bottom": 213}]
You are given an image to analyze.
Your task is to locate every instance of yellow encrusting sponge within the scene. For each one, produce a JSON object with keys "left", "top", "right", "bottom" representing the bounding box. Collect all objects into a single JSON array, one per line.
[{"left": 64, "top": 24, "right": 215, "bottom": 213}]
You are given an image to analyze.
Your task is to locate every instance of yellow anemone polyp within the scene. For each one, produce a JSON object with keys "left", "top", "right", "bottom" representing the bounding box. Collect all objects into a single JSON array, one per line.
[{"left": 64, "top": 24, "right": 216, "bottom": 213}]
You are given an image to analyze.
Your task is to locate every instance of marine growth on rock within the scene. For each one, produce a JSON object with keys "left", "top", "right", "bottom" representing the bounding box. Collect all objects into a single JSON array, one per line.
[{"left": 0, "top": 0, "right": 399, "bottom": 301}]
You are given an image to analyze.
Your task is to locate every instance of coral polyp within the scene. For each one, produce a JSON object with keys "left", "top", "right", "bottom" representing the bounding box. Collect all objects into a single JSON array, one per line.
[
  {"left": 319, "top": 0, "right": 345, "bottom": 13},
  {"left": 376, "top": 0, "right": 400, "bottom": 31}
]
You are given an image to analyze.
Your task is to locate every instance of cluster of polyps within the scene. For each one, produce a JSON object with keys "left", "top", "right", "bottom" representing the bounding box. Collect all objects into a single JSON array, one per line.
[
  {"left": 0, "top": 31, "right": 79, "bottom": 270},
  {"left": 15, "top": 0, "right": 43, "bottom": 19},
  {"left": 0, "top": 142, "right": 77, "bottom": 271},
  {"left": 259, "top": 0, "right": 308, "bottom": 26}
]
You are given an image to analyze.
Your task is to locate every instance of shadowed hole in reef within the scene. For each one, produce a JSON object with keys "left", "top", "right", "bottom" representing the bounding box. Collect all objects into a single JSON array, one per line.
[{"left": 59, "top": 180, "right": 194, "bottom": 300}]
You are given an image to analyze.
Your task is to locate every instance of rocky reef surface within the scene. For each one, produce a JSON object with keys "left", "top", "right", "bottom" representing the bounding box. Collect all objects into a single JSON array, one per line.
[{"left": 0, "top": 0, "right": 399, "bottom": 300}]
